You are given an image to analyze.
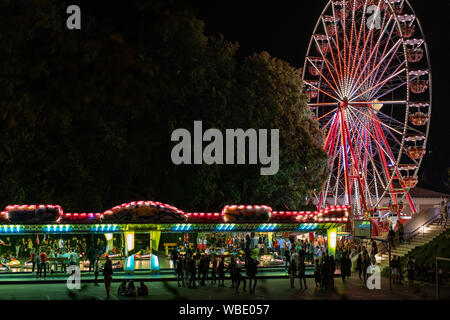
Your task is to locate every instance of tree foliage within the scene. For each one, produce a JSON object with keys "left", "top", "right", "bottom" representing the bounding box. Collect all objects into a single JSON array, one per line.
[{"left": 0, "top": 0, "right": 328, "bottom": 212}]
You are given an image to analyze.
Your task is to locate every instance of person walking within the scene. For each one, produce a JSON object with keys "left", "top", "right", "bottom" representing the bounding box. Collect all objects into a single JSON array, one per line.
[
  {"left": 246, "top": 254, "right": 258, "bottom": 294},
  {"left": 103, "top": 255, "right": 113, "bottom": 299},
  {"left": 234, "top": 262, "right": 246, "bottom": 293}
]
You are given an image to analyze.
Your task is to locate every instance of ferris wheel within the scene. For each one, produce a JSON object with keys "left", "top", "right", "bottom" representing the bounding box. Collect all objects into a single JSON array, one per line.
[{"left": 302, "top": 0, "right": 431, "bottom": 217}]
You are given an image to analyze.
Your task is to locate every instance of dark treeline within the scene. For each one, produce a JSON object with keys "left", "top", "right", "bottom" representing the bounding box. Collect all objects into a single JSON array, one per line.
[{"left": 0, "top": 0, "right": 328, "bottom": 213}]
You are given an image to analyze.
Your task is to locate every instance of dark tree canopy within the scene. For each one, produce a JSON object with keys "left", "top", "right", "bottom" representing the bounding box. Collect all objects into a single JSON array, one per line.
[{"left": 0, "top": 0, "right": 328, "bottom": 212}]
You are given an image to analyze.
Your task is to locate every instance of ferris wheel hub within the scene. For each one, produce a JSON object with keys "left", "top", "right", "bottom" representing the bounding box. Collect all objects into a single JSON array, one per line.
[{"left": 339, "top": 98, "right": 349, "bottom": 109}]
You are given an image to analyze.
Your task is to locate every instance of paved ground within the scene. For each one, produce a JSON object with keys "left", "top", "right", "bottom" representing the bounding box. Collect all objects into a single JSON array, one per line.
[{"left": 0, "top": 274, "right": 447, "bottom": 300}]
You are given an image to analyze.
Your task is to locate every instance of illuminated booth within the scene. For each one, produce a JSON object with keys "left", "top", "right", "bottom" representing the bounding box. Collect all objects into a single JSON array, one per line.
[{"left": 0, "top": 202, "right": 350, "bottom": 272}]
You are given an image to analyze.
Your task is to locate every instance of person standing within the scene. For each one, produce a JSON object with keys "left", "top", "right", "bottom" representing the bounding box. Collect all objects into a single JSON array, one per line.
[
  {"left": 278, "top": 237, "right": 285, "bottom": 257},
  {"left": 388, "top": 227, "right": 395, "bottom": 249},
  {"left": 94, "top": 254, "right": 100, "bottom": 286},
  {"left": 87, "top": 246, "right": 97, "bottom": 273},
  {"left": 15, "top": 241, "right": 21, "bottom": 259},
  {"left": 218, "top": 257, "right": 225, "bottom": 288},
  {"left": 288, "top": 255, "right": 297, "bottom": 289},
  {"left": 444, "top": 199, "right": 449, "bottom": 227},
  {"left": 321, "top": 256, "right": 330, "bottom": 290},
  {"left": 188, "top": 256, "right": 197, "bottom": 289},
  {"left": 38, "top": 249, "right": 48, "bottom": 279},
  {"left": 439, "top": 198, "right": 446, "bottom": 225},
  {"left": 398, "top": 222, "right": 404, "bottom": 244},
  {"left": 176, "top": 256, "right": 184, "bottom": 287},
  {"left": 340, "top": 254, "right": 349, "bottom": 283},
  {"left": 49, "top": 249, "right": 57, "bottom": 273},
  {"left": 246, "top": 254, "right": 258, "bottom": 294},
  {"left": 362, "top": 254, "right": 371, "bottom": 284},
  {"left": 298, "top": 257, "right": 307, "bottom": 289},
  {"left": 314, "top": 258, "right": 321, "bottom": 288},
  {"left": 170, "top": 247, "right": 179, "bottom": 274},
  {"left": 407, "top": 255, "right": 415, "bottom": 287},
  {"left": 210, "top": 254, "right": 218, "bottom": 285},
  {"left": 356, "top": 253, "right": 363, "bottom": 280},
  {"left": 284, "top": 249, "right": 291, "bottom": 272},
  {"left": 329, "top": 256, "right": 336, "bottom": 289},
  {"left": 103, "top": 255, "right": 113, "bottom": 299}
]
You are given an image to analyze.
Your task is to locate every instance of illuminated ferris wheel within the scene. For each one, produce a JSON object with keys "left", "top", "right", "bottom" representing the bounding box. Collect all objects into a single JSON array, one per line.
[{"left": 302, "top": 0, "right": 431, "bottom": 217}]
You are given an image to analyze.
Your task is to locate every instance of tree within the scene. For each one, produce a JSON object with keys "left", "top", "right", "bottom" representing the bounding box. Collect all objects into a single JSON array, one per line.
[{"left": 0, "top": 0, "right": 328, "bottom": 212}]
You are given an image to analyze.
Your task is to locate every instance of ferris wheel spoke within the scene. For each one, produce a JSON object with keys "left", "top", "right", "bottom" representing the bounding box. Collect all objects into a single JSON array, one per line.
[
  {"left": 375, "top": 109, "right": 425, "bottom": 135},
  {"left": 350, "top": 67, "right": 405, "bottom": 102},
  {"left": 350, "top": 39, "right": 402, "bottom": 99},
  {"left": 307, "top": 57, "right": 342, "bottom": 97},
  {"left": 350, "top": 13, "right": 395, "bottom": 94},
  {"left": 317, "top": 107, "right": 339, "bottom": 122},
  {"left": 368, "top": 54, "right": 407, "bottom": 100},
  {"left": 307, "top": 102, "right": 339, "bottom": 107},
  {"left": 368, "top": 18, "right": 396, "bottom": 91},
  {"left": 349, "top": 31, "right": 400, "bottom": 99},
  {"left": 346, "top": 107, "right": 397, "bottom": 166},
  {"left": 321, "top": 17, "right": 344, "bottom": 87},
  {"left": 348, "top": 1, "right": 368, "bottom": 91},
  {"left": 304, "top": 81, "right": 341, "bottom": 102},
  {"left": 331, "top": 3, "right": 345, "bottom": 85},
  {"left": 304, "top": 0, "right": 431, "bottom": 212},
  {"left": 312, "top": 40, "right": 344, "bottom": 97},
  {"left": 350, "top": 100, "right": 407, "bottom": 105},
  {"left": 349, "top": 12, "right": 394, "bottom": 97},
  {"left": 369, "top": 72, "right": 407, "bottom": 101},
  {"left": 348, "top": 106, "right": 403, "bottom": 136}
]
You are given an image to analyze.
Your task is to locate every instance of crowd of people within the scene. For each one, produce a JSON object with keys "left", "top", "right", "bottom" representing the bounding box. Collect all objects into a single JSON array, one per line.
[
  {"left": 0, "top": 235, "right": 108, "bottom": 280},
  {"left": 170, "top": 244, "right": 260, "bottom": 294}
]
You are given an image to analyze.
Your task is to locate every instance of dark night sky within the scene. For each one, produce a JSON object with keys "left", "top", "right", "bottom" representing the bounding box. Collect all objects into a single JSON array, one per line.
[{"left": 193, "top": 0, "right": 450, "bottom": 192}]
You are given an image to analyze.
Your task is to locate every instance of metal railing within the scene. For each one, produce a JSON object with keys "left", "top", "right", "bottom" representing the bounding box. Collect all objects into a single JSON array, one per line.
[{"left": 404, "top": 215, "right": 440, "bottom": 244}]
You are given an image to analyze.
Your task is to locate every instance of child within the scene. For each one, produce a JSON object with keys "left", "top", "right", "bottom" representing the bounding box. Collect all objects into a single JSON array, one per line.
[{"left": 137, "top": 282, "right": 149, "bottom": 297}]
